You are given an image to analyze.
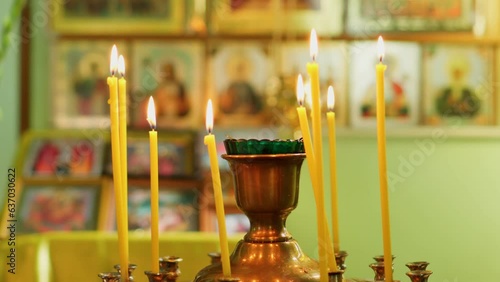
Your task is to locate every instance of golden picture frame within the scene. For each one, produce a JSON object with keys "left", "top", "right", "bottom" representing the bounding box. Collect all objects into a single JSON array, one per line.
[
  {"left": 52, "top": 0, "right": 185, "bottom": 35},
  {"left": 210, "top": 0, "right": 343, "bottom": 35}
]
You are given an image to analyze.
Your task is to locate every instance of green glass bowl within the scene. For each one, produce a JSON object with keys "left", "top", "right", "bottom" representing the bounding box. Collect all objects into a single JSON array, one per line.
[{"left": 223, "top": 138, "right": 304, "bottom": 155}]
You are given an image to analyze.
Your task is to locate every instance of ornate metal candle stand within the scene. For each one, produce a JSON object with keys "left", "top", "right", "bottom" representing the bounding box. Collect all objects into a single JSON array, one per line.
[
  {"left": 97, "top": 137, "right": 432, "bottom": 282},
  {"left": 194, "top": 138, "right": 322, "bottom": 281}
]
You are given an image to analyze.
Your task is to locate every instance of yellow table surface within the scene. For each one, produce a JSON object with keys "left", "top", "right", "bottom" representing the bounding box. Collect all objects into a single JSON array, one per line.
[{"left": 0, "top": 231, "right": 243, "bottom": 282}]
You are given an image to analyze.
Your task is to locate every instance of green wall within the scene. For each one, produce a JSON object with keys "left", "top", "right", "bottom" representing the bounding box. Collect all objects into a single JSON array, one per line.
[
  {"left": 288, "top": 134, "right": 500, "bottom": 281},
  {"left": 19, "top": 1, "right": 500, "bottom": 281},
  {"left": 0, "top": 0, "right": 20, "bottom": 207}
]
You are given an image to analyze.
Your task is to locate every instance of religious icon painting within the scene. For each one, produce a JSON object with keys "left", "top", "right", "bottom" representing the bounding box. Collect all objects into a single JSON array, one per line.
[
  {"left": 131, "top": 41, "right": 204, "bottom": 129},
  {"left": 279, "top": 41, "right": 348, "bottom": 126},
  {"left": 17, "top": 185, "right": 101, "bottom": 234},
  {"left": 210, "top": 0, "right": 343, "bottom": 36},
  {"left": 52, "top": 0, "right": 184, "bottom": 35},
  {"left": 348, "top": 41, "right": 421, "bottom": 128},
  {"left": 23, "top": 136, "right": 105, "bottom": 179},
  {"left": 52, "top": 40, "right": 128, "bottom": 128},
  {"left": 345, "top": 0, "right": 474, "bottom": 35},
  {"left": 208, "top": 41, "right": 274, "bottom": 127},
  {"left": 107, "top": 184, "right": 198, "bottom": 232},
  {"left": 422, "top": 44, "right": 494, "bottom": 126}
]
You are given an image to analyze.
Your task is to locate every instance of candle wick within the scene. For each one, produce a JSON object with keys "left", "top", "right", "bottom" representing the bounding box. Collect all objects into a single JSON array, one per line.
[
  {"left": 312, "top": 55, "right": 316, "bottom": 62},
  {"left": 379, "top": 56, "right": 383, "bottom": 63}
]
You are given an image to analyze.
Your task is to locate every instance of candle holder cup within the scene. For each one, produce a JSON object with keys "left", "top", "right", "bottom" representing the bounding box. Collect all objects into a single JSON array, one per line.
[
  {"left": 194, "top": 139, "right": 322, "bottom": 282},
  {"left": 159, "top": 256, "right": 182, "bottom": 280},
  {"left": 405, "top": 261, "right": 429, "bottom": 271},
  {"left": 335, "top": 251, "right": 348, "bottom": 271},
  {"left": 98, "top": 272, "right": 121, "bottom": 282},
  {"left": 406, "top": 270, "right": 433, "bottom": 282},
  {"left": 208, "top": 252, "right": 221, "bottom": 264}
]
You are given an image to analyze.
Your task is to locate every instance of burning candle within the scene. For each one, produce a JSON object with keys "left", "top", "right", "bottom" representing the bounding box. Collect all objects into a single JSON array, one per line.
[
  {"left": 376, "top": 36, "right": 393, "bottom": 282},
  {"left": 326, "top": 86, "right": 340, "bottom": 254},
  {"left": 117, "top": 54, "right": 129, "bottom": 261},
  {"left": 296, "top": 74, "right": 315, "bottom": 174},
  {"left": 147, "top": 96, "right": 160, "bottom": 273},
  {"left": 204, "top": 99, "right": 231, "bottom": 277},
  {"left": 305, "top": 29, "right": 328, "bottom": 281},
  {"left": 107, "top": 45, "right": 128, "bottom": 278}
]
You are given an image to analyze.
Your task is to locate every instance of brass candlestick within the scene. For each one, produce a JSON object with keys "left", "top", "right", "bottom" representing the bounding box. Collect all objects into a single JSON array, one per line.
[
  {"left": 194, "top": 152, "right": 321, "bottom": 281},
  {"left": 208, "top": 252, "right": 221, "bottom": 264},
  {"left": 98, "top": 272, "right": 121, "bottom": 282},
  {"left": 335, "top": 251, "right": 349, "bottom": 271},
  {"left": 406, "top": 270, "right": 432, "bottom": 282},
  {"left": 405, "top": 261, "right": 429, "bottom": 271},
  {"left": 159, "top": 256, "right": 182, "bottom": 281}
]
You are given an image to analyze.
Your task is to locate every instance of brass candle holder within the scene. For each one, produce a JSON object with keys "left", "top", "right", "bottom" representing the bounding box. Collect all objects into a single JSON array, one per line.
[
  {"left": 159, "top": 256, "right": 182, "bottom": 279},
  {"left": 335, "top": 251, "right": 349, "bottom": 271},
  {"left": 194, "top": 139, "right": 322, "bottom": 281},
  {"left": 97, "top": 272, "right": 121, "bottom": 282}
]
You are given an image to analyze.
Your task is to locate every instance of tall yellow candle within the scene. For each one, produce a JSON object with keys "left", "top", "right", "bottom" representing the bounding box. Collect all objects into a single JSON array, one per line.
[
  {"left": 204, "top": 99, "right": 231, "bottom": 278},
  {"left": 107, "top": 45, "right": 128, "bottom": 278},
  {"left": 296, "top": 75, "right": 337, "bottom": 273},
  {"left": 147, "top": 96, "right": 160, "bottom": 273},
  {"left": 376, "top": 36, "right": 393, "bottom": 282},
  {"left": 117, "top": 54, "right": 129, "bottom": 267},
  {"left": 326, "top": 86, "right": 340, "bottom": 254}
]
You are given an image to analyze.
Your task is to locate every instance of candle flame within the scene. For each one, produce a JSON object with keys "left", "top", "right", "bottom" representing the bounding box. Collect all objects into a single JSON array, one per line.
[
  {"left": 110, "top": 45, "right": 118, "bottom": 76},
  {"left": 205, "top": 99, "right": 214, "bottom": 134},
  {"left": 310, "top": 29, "right": 318, "bottom": 61},
  {"left": 147, "top": 96, "right": 156, "bottom": 130},
  {"left": 296, "top": 74, "right": 305, "bottom": 106},
  {"left": 327, "top": 86, "right": 335, "bottom": 112},
  {"left": 378, "top": 36, "right": 384, "bottom": 62},
  {"left": 118, "top": 55, "right": 125, "bottom": 77}
]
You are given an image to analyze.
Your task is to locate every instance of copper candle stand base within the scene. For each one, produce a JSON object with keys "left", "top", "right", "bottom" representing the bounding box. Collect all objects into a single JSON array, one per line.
[{"left": 194, "top": 153, "right": 321, "bottom": 282}]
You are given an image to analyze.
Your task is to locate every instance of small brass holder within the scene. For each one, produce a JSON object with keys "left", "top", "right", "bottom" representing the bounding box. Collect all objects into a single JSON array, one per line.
[
  {"left": 405, "top": 261, "right": 429, "bottom": 271},
  {"left": 113, "top": 263, "right": 137, "bottom": 282},
  {"left": 335, "top": 251, "right": 349, "bottom": 271},
  {"left": 208, "top": 252, "right": 221, "bottom": 264},
  {"left": 328, "top": 270, "right": 344, "bottom": 282},
  {"left": 406, "top": 270, "right": 433, "bottom": 282},
  {"left": 194, "top": 151, "right": 321, "bottom": 281},
  {"left": 98, "top": 272, "right": 121, "bottom": 282},
  {"left": 158, "top": 256, "right": 182, "bottom": 281},
  {"left": 369, "top": 262, "right": 385, "bottom": 281}
]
